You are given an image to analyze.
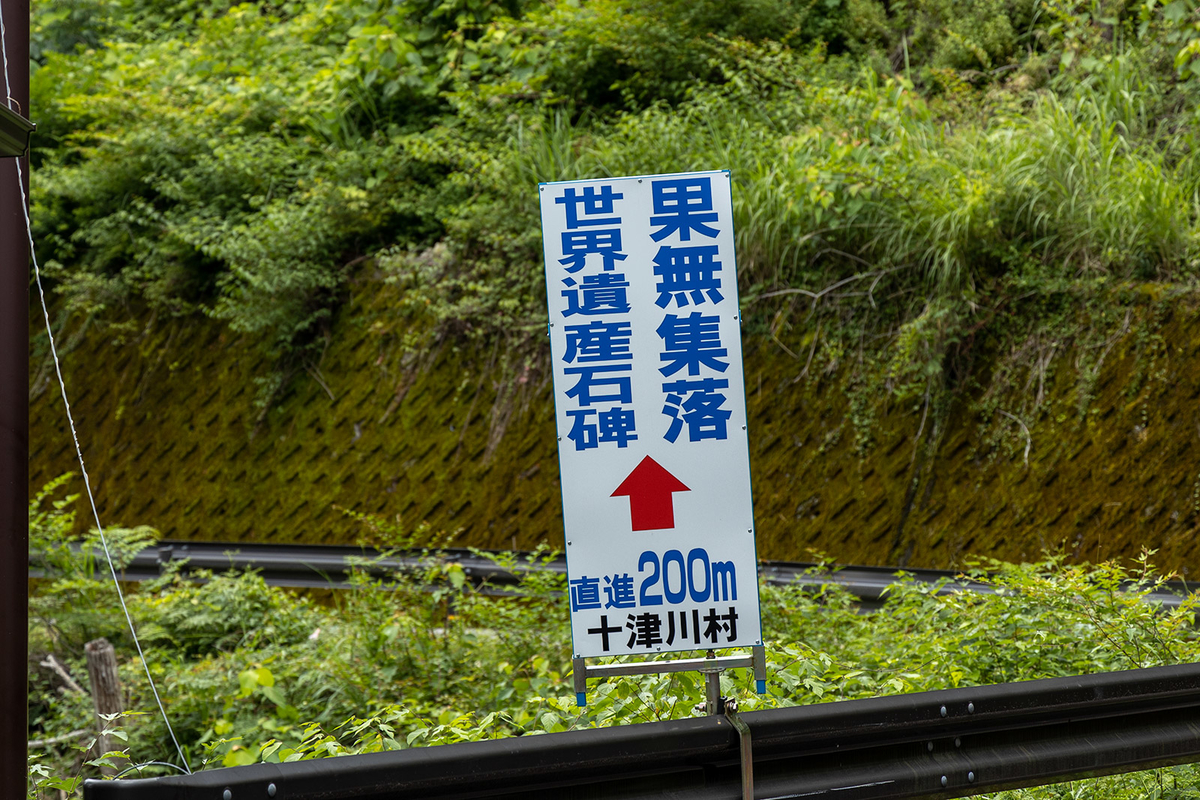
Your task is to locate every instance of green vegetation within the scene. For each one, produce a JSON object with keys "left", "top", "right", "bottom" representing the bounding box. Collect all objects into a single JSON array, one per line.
[
  {"left": 29, "top": 0, "right": 1200, "bottom": 416},
  {"left": 26, "top": 480, "right": 1200, "bottom": 797},
  {"left": 24, "top": 0, "right": 1200, "bottom": 796}
]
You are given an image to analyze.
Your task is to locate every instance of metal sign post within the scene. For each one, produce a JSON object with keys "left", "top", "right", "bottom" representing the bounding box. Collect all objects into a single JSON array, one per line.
[{"left": 540, "top": 170, "right": 765, "bottom": 713}]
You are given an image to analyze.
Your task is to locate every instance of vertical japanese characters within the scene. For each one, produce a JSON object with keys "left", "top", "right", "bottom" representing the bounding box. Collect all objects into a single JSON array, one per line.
[
  {"left": 648, "top": 177, "right": 733, "bottom": 444},
  {"left": 556, "top": 185, "right": 639, "bottom": 452}
]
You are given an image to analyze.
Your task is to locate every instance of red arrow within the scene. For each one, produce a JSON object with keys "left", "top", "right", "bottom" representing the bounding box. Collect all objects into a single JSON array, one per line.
[{"left": 611, "top": 456, "right": 691, "bottom": 531}]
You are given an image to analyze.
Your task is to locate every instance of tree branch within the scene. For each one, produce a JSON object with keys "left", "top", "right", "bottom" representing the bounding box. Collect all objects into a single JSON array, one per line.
[
  {"left": 756, "top": 265, "right": 910, "bottom": 311},
  {"left": 28, "top": 729, "right": 89, "bottom": 749},
  {"left": 40, "top": 655, "right": 87, "bottom": 696}
]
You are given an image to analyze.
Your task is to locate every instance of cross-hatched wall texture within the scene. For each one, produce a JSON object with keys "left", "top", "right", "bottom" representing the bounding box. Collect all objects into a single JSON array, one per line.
[{"left": 28, "top": 280, "right": 1200, "bottom": 572}]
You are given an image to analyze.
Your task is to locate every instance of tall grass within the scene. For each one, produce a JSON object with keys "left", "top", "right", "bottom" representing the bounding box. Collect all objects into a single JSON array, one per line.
[
  {"left": 403, "top": 55, "right": 1197, "bottom": 357},
  {"left": 575, "top": 57, "right": 1200, "bottom": 294}
]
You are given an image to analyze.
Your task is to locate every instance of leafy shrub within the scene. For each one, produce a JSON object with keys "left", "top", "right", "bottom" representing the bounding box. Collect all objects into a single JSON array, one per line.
[
  {"left": 29, "top": 474, "right": 158, "bottom": 652},
  {"left": 28, "top": 0, "right": 1200, "bottom": 428},
  {"left": 27, "top": 476, "right": 1200, "bottom": 797},
  {"left": 135, "top": 569, "right": 319, "bottom": 657},
  {"left": 847, "top": 0, "right": 1039, "bottom": 72}
]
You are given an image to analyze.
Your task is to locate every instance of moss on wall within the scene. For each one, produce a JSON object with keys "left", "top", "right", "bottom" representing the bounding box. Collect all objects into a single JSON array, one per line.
[
  {"left": 29, "top": 277, "right": 561, "bottom": 551},
  {"left": 29, "top": 278, "right": 1200, "bottom": 572},
  {"left": 744, "top": 293, "right": 1200, "bottom": 573}
]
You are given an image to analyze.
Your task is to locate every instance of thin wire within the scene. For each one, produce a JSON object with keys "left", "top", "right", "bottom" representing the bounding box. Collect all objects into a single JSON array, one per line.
[{"left": 0, "top": 6, "right": 192, "bottom": 775}]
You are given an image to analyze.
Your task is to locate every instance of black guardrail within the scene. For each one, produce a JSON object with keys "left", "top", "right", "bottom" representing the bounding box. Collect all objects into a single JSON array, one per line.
[
  {"left": 83, "top": 661, "right": 1200, "bottom": 800},
  {"left": 31, "top": 540, "right": 1192, "bottom": 610}
]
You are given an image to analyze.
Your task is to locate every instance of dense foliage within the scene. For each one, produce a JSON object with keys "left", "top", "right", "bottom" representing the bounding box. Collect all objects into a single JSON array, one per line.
[
  {"left": 23, "top": 0, "right": 1200, "bottom": 796},
  {"left": 27, "top": 481, "right": 1200, "bottom": 797},
  {"left": 30, "top": 0, "right": 1200, "bottom": 414}
]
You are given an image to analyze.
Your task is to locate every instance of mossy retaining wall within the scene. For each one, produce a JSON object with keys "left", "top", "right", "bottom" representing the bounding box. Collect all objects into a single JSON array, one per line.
[{"left": 29, "top": 280, "right": 1200, "bottom": 573}]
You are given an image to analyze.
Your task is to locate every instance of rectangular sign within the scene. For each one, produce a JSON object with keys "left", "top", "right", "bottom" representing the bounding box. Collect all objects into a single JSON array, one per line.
[{"left": 540, "top": 170, "right": 762, "bottom": 659}]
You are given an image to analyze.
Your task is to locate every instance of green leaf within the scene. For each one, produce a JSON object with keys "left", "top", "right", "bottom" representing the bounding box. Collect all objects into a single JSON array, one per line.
[
  {"left": 238, "top": 669, "right": 259, "bottom": 697},
  {"left": 261, "top": 684, "right": 287, "bottom": 706},
  {"left": 1163, "top": 0, "right": 1188, "bottom": 22},
  {"left": 224, "top": 748, "right": 258, "bottom": 767}
]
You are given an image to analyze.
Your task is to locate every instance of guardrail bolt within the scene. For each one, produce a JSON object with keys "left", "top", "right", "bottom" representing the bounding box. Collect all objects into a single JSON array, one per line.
[
  {"left": 223, "top": 790, "right": 232, "bottom": 800},
  {"left": 267, "top": 784, "right": 277, "bottom": 797},
  {"left": 940, "top": 775, "right": 948, "bottom": 787},
  {"left": 940, "top": 705, "right": 947, "bottom": 717},
  {"left": 926, "top": 741, "right": 934, "bottom": 752},
  {"left": 955, "top": 737, "right": 961, "bottom": 748},
  {"left": 968, "top": 771, "right": 976, "bottom": 783},
  {"left": 968, "top": 702, "right": 975, "bottom": 714}
]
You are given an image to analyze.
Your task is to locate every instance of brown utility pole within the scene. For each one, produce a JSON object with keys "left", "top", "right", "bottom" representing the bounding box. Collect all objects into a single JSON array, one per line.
[{"left": 0, "top": 0, "right": 30, "bottom": 795}]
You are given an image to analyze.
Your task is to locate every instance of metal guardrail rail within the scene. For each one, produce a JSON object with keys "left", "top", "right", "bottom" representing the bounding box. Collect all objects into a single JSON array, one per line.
[
  {"left": 32, "top": 540, "right": 1193, "bottom": 609},
  {"left": 84, "top": 662, "right": 1200, "bottom": 800}
]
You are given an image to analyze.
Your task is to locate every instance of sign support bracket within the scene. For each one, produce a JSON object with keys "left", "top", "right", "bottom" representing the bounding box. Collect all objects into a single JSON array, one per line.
[{"left": 572, "top": 645, "right": 766, "bottom": 711}]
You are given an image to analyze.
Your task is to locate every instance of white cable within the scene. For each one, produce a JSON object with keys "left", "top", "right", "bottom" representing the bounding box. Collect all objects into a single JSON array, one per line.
[{"left": 0, "top": 6, "right": 192, "bottom": 774}]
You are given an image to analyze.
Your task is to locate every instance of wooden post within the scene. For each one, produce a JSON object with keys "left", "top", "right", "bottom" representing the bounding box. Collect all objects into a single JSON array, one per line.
[{"left": 84, "top": 638, "right": 123, "bottom": 776}]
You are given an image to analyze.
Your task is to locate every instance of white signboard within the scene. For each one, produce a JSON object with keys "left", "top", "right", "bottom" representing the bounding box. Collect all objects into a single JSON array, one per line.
[{"left": 539, "top": 170, "right": 762, "bottom": 659}]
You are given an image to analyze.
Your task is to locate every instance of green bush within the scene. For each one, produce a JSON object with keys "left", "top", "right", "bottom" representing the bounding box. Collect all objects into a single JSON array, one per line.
[
  {"left": 26, "top": 477, "right": 1200, "bottom": 796},
  {"left": 28, "top": 0, "right": 1200, "bottom": 420}
]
